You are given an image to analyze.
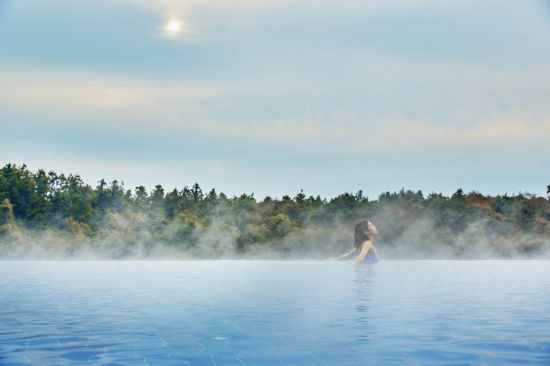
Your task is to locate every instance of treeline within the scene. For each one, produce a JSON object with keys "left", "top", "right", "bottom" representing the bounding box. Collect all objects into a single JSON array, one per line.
[{"left": 1, "top": 163, "right": 549, "bottom": 259}]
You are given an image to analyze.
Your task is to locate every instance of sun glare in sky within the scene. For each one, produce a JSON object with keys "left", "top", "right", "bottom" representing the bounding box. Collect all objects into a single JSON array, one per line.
[{"left": 163, "top": 19, "right": 184, "bottom": 38}]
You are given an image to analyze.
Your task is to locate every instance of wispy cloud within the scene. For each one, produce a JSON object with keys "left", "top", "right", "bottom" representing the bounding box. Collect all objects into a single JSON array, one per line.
[
  {"left": 2, "top": 62, "right": 549, "bottom": 157},
  {"left": 172, "top": 113, "right": 550, "bottom": 156},
  {"left": 0, "top": 67, "right": 221, "bottom": 113},
  {"left": 121, "top": 0, "right": 267, "bottom": 41},
  {"left": 120, "top": 0, "right": 459, "bottom": 42}
]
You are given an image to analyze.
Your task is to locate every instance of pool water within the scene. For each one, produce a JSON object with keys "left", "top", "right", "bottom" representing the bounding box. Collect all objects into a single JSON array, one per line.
[{"left": 0, "top": 260, "right": 549, "bottom": 365}]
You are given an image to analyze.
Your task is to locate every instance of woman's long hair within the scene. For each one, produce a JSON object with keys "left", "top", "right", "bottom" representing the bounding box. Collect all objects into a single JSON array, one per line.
[{"left": 354, "top": 220, "right": 370, "bottom": 250}]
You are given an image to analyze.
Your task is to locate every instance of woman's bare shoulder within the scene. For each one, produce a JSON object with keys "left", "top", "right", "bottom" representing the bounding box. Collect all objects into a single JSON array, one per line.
[{"left": 361, "top": 240, "right": 374, "bottom": 250}]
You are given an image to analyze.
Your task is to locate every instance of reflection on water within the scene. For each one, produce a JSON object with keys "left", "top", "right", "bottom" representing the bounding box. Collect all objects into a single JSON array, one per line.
[
  {"left": 353, "top": 266, "right": 373, "bottom": 318},
  {"left": 0, "top": 260, "right": 549, "bottom": 365},
  {"left": 352, "top": 266, "right": 374, "bottom": 344}
]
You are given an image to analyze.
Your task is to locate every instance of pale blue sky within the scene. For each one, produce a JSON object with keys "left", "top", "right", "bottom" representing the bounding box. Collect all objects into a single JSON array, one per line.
[{"left": 1, "top": 0, "right": 549, "bottom": 198}]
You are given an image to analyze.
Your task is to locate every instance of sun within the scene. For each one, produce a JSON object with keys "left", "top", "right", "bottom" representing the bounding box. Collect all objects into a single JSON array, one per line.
[{"left": 163, "top": 19, "right": 184, "bottom": 37}]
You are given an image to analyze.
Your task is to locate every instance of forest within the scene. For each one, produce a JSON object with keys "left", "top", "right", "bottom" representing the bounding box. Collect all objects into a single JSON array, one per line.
[{"left": 1, "top": 163, "right": 549, "bottom": 259}]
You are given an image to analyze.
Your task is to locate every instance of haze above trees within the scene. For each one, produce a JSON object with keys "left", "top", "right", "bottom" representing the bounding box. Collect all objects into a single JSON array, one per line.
[{"left": 1, "top": 164, "right": 549, "bottom": 259}]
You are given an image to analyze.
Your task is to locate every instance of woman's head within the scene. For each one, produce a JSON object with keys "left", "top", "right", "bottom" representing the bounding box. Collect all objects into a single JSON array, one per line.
[{"left": 354, "top": 220, "right": 378, "bottom": 248}]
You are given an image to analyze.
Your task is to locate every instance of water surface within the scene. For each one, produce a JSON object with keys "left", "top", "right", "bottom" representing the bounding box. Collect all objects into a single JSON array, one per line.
[{"left": 0, "top": 260, "right": 549, "bottom": 365}]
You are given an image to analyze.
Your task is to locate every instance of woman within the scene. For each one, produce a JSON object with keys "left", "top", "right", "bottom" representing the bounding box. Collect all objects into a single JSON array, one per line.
[{"left": 328, "top": 220, "right": 379, "bottom": 263}]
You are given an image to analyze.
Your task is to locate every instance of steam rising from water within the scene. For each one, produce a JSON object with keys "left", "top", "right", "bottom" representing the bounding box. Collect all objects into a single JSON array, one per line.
[{"left": 1, "top": 199, "right": 548, "bottom": 260}]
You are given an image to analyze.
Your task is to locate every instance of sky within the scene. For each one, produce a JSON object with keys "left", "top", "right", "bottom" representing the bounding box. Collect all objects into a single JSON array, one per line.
[{"left": 0, "top": 0, "right": 549, "bottom": 199}]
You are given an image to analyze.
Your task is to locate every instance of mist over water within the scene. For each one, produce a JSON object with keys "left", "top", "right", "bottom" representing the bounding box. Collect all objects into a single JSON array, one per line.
[
  {"left": 1, "top": 260, "right": 549, "bottom": 365},
  {"left": 1, "top": 165, "right": 549, "bottom": 260},
  {"left": 1, "top": 198, "right": 549, "bottom": 260}
]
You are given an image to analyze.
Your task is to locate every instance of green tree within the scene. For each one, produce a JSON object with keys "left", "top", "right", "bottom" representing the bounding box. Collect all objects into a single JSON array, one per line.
[
  {"left": 151, "top": 185, "right": 165, "bottom": 207},
  {"left": 451, "top": 188, "right": 465, "bottom": 202},
  {"left": 164, "top": 189, "right": 181, "bottom": 218},
  {"left": 134, "top": 186, "right": 148, "bottom": 208}
]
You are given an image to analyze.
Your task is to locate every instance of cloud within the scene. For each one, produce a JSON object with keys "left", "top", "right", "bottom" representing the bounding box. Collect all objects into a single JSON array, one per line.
[
  {"left": 385, "top": 116, "right": 550, "bottom": 149},
  {"left": 175, "top": 113, "right": 550, "bottom": 156},
  {"left": 2, "top": 63, "right": 549, "bottom": 158},
  {"left": 119, "top": 0, "right": 458, "bottom": 42},
  {"left": 120, "top": 0, "right": 268, "bottom": 41},
  {"left": 0, "top": 67, "right": 220, "bottom": 113}
]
